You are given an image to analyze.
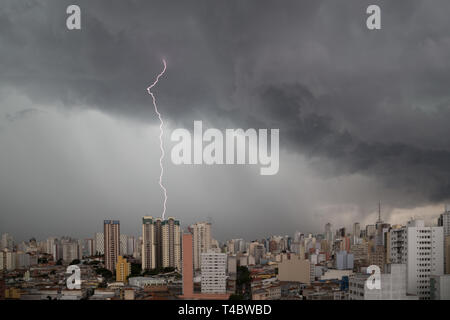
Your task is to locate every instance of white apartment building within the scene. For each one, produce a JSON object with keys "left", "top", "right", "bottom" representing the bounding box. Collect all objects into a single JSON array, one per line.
[
  {"left": 201, "top": 252, "right": 227, "bottom": 294},
  {"left": 390, "top": 219, "right": 444, "bottom": 300},
  {"left": 349, "top": 264, "right": 418, "bottom": 300}
]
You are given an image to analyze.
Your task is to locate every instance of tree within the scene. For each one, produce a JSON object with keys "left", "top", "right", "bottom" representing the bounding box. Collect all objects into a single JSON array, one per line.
[
  {"left": 237, "top": 266, "right": 251, "bottom": 286},
  {"left": 236, "top": 266, "right": 251, "bottom": 299},
  {"left": 95, "top": 267, "right": 113, "bottom": 279},
  {"left": 70, "top": 259, "right": 81, "bottom": 265},
  {"left": 130, "top": 263, "right": 142, "bottom": 276},
  {"left": 162, "top": 267, "right": 175, "bottom": 273},
  {"left": 142, "top": 268, "right": 160, "bottom": 276}
]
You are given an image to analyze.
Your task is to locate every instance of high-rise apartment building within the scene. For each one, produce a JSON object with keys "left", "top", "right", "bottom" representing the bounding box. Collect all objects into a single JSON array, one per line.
[
  {"left": 142, "top": 216, "right": 181, "bottom": 271},
  {"left": 201, "top": 252, "right": 227, "bottom": 294},
  {"left": 390, "top": 219, "right": 444, "bottom": 299},
  {"left": 154, "top": 218, "right": 163, "bottom": 269},
  {"left": 116, "top": 255, "right": 131, "bottom": 283},
  {"left": 104, "top": 220, "right": 120, "bottom": 272},
  {"left": 191, "top": 222, "right": 212, "bottom": 270},
  {"left": 162, "top": 217, "right": 181, "bottom": 270},
  {"left": 142, "top": 216, "right": 156, "bottom": 271}
]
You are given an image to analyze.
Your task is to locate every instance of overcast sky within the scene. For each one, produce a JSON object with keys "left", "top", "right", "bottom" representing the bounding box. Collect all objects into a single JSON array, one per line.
[{"left": 1, "top": 0, "right": 450, "bottom": 242}]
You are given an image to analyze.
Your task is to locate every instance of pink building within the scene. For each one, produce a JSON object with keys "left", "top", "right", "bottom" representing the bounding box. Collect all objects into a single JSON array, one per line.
[{"left": 179, "top": 233, "right": 229, "bottom": 300}]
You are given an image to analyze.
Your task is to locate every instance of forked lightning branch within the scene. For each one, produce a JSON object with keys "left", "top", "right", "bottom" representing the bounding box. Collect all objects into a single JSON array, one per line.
[{"left": 146, "top": 60, "right": 279, "bottom": 221}]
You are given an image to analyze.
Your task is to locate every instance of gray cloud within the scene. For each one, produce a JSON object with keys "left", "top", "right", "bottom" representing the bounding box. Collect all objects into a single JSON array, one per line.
[{"left": 1, "top": 0, "right": 450, "bottom": 241}]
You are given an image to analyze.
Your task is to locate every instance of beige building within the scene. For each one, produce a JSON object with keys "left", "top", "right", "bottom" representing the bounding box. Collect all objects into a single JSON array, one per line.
[
  {"left": 162, "top": 217, "right": 181, "bottom": 270},
  {"left": 277, "top": 254, "right": 313, "bottom": 284},
  {"left": 104, "top": 220, "right": 120, "bottom": 272},
  {"left": 191, "top": 222, "right": 212, "bottom": 270},
  {"left": 142, "top": 216, "right": 182, "bottom": 271},
  {"left": 142, "top": 216, "right": 156, "bottom": 270}
]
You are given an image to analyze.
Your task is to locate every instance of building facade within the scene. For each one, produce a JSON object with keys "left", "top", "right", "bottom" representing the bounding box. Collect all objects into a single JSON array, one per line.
[
  {"left": 201, "top": 252, "right": 227, "bottom": 294},
  {"left": 191, "top": 222, "right": 212, "bottom": 270},
  {"left": 142, "top": 216, "right": 156, "bottom": 271},
  {"left": 390, "top": 220, "right": 444, "bottom": 299},
  {"left": 104, "top": 220, "right": 120, "bottom": 272},
  {"left": 162, "top": 217, "right": 181, "bottom": 270},
  {"left": 116, "top": 256, "right": 131, "bottom": 283},
  {"left": 349, "top": 264, "right": 418, "bottom": 300}
]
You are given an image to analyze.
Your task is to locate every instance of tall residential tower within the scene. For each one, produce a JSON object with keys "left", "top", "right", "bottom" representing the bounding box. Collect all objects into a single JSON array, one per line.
[{"left": 104, "top": 220, "right": 120, "bottom": 272}]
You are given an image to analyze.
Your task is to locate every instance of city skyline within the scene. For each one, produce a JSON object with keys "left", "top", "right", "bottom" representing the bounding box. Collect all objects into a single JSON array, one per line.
[
  {"left": 2, "top": 209, "right": 449, "bottom": 300},
  {"left": 2, "top": 206, "right": 448, "bottom": 245}
]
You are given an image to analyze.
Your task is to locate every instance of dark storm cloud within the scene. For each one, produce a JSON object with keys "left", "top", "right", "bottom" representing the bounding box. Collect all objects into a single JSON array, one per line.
[
  {"left": 2, "top": 0, "right": 450, "bottom": 239},
  {"left": 246, "top": 83, "right": 450, "bottom": 205}
]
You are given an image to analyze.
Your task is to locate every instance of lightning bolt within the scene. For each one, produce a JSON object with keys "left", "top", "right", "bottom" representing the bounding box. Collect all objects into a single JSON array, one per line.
[{"left": 147, "top": 59, "right": 167, "bottom": 219}]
